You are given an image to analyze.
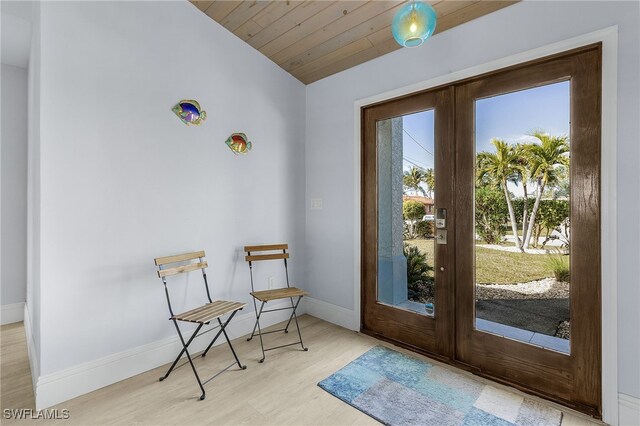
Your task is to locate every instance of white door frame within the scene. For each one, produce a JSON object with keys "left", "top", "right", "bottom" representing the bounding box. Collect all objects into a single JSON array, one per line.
[{"left": 352, "top": 26, "right": 618, "bottom": 424}]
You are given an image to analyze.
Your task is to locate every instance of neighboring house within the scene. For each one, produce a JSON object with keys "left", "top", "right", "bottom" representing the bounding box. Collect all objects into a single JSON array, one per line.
[{"left": 403, "top": 195, "right": 435, "bottom": 214}]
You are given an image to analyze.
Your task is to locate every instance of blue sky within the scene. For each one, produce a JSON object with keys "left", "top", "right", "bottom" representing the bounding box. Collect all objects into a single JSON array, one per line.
[
  {"left": 402, "top": 109, "right": 435, "bottom": 171},
  {"left": 475, "top": 81, "right": 570, "bottom": 151},
  {"left": 401, "top": 81, "right": 570, "bottom": 196}
]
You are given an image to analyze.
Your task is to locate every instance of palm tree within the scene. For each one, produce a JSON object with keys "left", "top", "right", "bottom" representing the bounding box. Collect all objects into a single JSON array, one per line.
[
  {"left": 513, "top": 143, "right": 532, "bottom": 249},
  {"left": 424, "top": 168, "right": 435, "bottom": 198},
  {"left": 521, "top": 132, "right": 570, "bottom": 249},
  {"left": 477, "top": 139, "right": 521, "bottom": 249},
  {"left": 403, "top": 166, "right": 427, "bottom": 196},
  {"left": 544, "top": 165, "right": 569, "bottom": 199}
]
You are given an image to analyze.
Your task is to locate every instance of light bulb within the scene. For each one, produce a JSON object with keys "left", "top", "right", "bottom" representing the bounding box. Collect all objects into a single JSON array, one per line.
[{"left": 391, "top": 1, "right": 437, "bottom": 48}]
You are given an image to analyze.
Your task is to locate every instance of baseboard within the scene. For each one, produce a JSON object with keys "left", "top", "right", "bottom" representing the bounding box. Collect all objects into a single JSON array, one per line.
[
  {"left": 303, "top": 297, "right": 357, "bottom": 331},
  {"left": 1, "top": 302, "right": 25, "bottom": 325},
  {"left": 35, "top": 301, "right": 301, "bottom": 410},
  {"left": 619, "top": 393, "right": 640, "bottom": 426}
]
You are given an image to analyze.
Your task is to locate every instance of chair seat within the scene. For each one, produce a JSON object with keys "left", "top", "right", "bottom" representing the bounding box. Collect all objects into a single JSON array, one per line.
[
  {"left": 172, "top": 300, "right": 246, "bottom": 324},
  {"left": 250, "top": 287, "right": 307, "bottom": 302}
]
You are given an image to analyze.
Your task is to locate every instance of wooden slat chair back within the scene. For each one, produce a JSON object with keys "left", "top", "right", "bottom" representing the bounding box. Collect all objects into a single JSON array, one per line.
[
  {"left": 154, "top": 251, "right": 247, "bottom": 401},
  {"left": 244, "top": 244, "right": 308, "bottom": 363}
]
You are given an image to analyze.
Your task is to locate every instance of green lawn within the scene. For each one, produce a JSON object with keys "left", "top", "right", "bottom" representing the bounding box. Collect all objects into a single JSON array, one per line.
[{"left": 405, "top": 239, "right": 553, "bottom": 284}]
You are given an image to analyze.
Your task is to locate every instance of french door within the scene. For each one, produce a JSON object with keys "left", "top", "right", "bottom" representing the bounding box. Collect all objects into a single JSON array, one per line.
[
  {"left": 362, "top": 87, "right": 454, "bottom": 358},
  {"left": 361, "top": 44, "right": 602, "bottom": 417}
]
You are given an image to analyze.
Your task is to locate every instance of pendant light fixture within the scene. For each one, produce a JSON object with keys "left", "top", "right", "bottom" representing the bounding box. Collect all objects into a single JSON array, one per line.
[{"left": 391, "top": 0, "right": 437, "bottom": 48}]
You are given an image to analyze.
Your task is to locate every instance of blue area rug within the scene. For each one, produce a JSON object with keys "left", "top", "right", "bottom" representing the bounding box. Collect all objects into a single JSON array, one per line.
[{"left": 318, "top": 346, "right": 562, "bottom": 426}]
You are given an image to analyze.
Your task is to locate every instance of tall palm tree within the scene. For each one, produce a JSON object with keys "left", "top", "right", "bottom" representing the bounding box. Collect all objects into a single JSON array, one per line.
[
  {"left": 521, "top": 132, "right": 570, "bottom": 249},
  {"left": 424, "top": 168, "right": 435, "bottom": 198},
  {"left": 477, "top": 139, "right": 521, "bottom": 249},
  {"left": 403, "top": 166, "right": 427, "bottom": 196},
  {"left": 513, "top": 143, "right": 532, "bottom": 249}
]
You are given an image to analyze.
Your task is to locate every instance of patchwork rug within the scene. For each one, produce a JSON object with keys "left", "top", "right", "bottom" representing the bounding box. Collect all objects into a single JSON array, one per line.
[{"left": 318, "top": 346, "right": 562, "bottom": 426}]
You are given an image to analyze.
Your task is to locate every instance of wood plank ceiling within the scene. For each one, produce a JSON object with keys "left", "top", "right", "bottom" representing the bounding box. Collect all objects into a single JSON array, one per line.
[{"left": 190, "top": 1, "right": 519, "bottom": 84}]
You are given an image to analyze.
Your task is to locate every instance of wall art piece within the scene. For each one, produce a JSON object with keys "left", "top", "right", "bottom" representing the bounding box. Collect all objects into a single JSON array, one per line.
[
  {"left": 225, "top": 133, "right": 252, "bottom": 155},
  {"left": 172, "top": 100, "right": 207, "bottom": 125}
]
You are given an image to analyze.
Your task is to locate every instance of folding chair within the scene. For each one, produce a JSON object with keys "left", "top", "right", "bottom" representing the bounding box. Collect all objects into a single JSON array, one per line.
[
  {"left": 244, "top": 244, "right": 308, "bottom": 363},
  {"left": 154, "top": 251, "right": 247, "bottom": 401}
]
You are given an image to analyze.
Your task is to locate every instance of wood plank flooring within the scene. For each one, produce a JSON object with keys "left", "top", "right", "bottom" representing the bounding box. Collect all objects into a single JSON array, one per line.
[
  {"left": 1, "top": 316, "right": 600, "bottom": 425},
  {"left": 1, "top": 322, "right": 35, "bottom": 412}
]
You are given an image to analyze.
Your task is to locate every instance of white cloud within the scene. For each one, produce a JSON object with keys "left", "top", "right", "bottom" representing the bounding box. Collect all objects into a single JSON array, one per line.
[{"left": 504, "top": 134, "right": 542, "bottom": 145}]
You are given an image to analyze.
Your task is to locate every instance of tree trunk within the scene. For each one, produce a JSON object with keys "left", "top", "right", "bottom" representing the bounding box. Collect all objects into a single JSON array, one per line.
[
  {"left": 523, "top": 178, "right": 546, "bottom": 249},
  {"left": 534, "top": 225, "right": 542, "bottom": 248},
  {"left": 501, "top": 181, "right": 521, "bottom": 249},
  {"left": 520, "top": 182, "right": 529, "bottom": 249}
]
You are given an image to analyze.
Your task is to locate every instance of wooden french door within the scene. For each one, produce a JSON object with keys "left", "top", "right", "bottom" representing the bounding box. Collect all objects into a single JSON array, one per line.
[
  {"left": 362, "top": 44, "right": 602, "bottom": 417},
  {"left": 362, "top": 87, "right": 454, "bottom": 359},
  {"left": 454, "top": 45, "right": 602, "bottom": 417}
]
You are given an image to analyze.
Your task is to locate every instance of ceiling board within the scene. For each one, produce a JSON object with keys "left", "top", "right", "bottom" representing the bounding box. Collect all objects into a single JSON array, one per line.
[
  {"left": 252, "top": 1, "right": 304, "bottom": 27},
  {"left": 192, "top": 0, "right": 519, "bottom": 84},
  {"left": 192, "top": 1, "right": 214, "bottom": 12},
  {"left": 205, "top": 1, "right": 243, "bottom": 21},
  {"left": 435, "top": 0, "right": 515, "bottom": 32},
  {"left": 300, "top": 36, "right": 399, "bottom": 83},
  {"left": 220, "top": 1, "right": 272, "bottom": 32},
  {"left": 273, "top": 0, "right": 403, "bottom": 67},
  {"left": 233, "top": 18, "right": 264, "bottom": 41},
  {"left": 259, "top": 1, "right": 367, "bottom": 58},
  {"left": 248, "top": 1, "right": 336, "bottom": 49},
  {"left": 283, "top": 1, "right": 408, "bottom": 72}
]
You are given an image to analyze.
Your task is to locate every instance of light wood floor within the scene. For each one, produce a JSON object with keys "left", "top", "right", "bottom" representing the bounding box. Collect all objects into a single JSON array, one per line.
[
  {"left": 1, "top": 322, "right": 36, "bottom": 412},
  {"left": 1, "top": 316, "right": 600, "bottom": 425}
]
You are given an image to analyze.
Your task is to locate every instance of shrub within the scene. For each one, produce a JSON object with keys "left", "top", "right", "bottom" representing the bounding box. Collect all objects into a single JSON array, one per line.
[
  {"left": 512, "top": 197, "right": 536, "bottom": 226},
  {"left": 546, "top": 253, "right": 570, "bottom": 282},
  {"left": 475, "top": 185, "right": 508, "bottom": 244},
  {"left": 512, "top": 198, "right": 570, "bottom": 247},
  {"left": 535, "top": 199, "right": 570, "bottom": 247},
  {"left": 403, "top": 200, "right": 425, "bottom": 239},
  {"left": 415, "top": 220, "right": 434, "bottom": 239},
  {"left": 403, "top": 243, "right": 433, "bottom": 299},
  {"left": 403, "top": 200, "right": 425, "bottom": 221}
]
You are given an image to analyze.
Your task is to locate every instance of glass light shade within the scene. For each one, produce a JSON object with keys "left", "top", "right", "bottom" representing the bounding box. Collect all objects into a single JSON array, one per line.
[{"left": 391, "top": 1, "right": 437, "bottom": 48}]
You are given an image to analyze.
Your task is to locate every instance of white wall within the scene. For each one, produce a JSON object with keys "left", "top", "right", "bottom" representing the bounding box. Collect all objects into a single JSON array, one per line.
[
  {"left": 1, "top": 1, "right": 32, "bottom": 68},
  {"left": 305, "top": 0, "right": 639, "bottom": 402},
  {"left": 1, "top": 64, "right": 28, "bottom": 310},
  {"left": 32, "top": 0, "right": 305, "bottom": 387}
]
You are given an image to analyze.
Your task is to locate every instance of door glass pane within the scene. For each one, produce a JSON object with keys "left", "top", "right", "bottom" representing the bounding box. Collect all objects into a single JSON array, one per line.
[
  {"left": 377, "top": 110, "right": 436, "bottom": 317},
  {"left": 474, "top": 81, "right": 571, "bottom": 354}
]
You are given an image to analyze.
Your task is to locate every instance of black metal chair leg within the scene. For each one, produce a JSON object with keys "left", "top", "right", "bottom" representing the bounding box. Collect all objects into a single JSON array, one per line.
[
  {"left": 160, "top": 321, "right": 203, "bottom": 381},
  {"left": 201, "top": 327, "right": 225, "bottom": 358},
  {"left": 171, "top": 321, "right": 206, "bottom": 400},
  {"left": 292, "top": 296, "right": 308, "bottom": 351},
  {"left": 247, "top": 317, "right": 259, "bottom": 342},
  {"left": 202, "top": 309, "right": 240, "bottom": 357},
  {"left": 283, "top": 297, "right": 296, "bottom": 333},
  {"left": 218, "top": 317, "right": 246, "bottom": 369},
  {"left": 159, "top": 347, "right": 187, "bottom": 382},
  {"left": 255, "top": 302, "right": 267, "bottom": 363},
  {"left": 247, "top": 297, "right": 259, "bottom": 341}
]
